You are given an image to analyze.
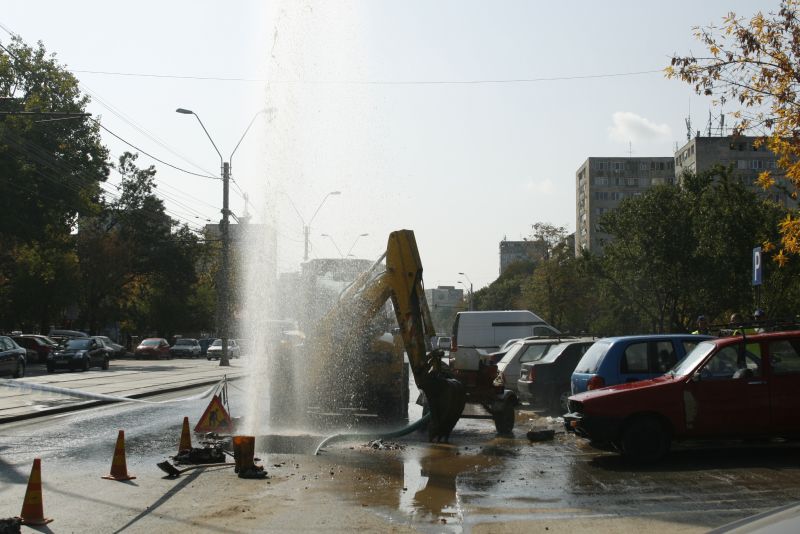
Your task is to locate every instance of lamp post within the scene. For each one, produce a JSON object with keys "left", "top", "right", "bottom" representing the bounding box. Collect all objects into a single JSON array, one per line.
[
  {"left": 297, "top": 191, "right": 340, "bottom": 261},
  {"left": 320, "top": 233, "right": 344, "bottom": 258},
  {"left": 458, "top": 272, "right": 474, "bottom": 311},
  {"left": 176, "top": 108, "right": 267, "bottom": 366},
  {"left": 346, "top": 233, "right": 369, "bottom": 257}
]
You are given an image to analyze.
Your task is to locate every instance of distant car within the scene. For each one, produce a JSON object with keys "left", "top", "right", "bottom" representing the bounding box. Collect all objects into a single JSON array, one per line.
[
  {"left": 134, "top": 338, "right": 172, "bottom": 360},
  {"left": 570, "top": 334, "right": 714, "bottom": 394},
  {"left": 517, "top": 338, "right": 596, "bottom": 414},
  {"left": 13, "top": 335, "right": 58, "bottom": 363},
  {"left": 92, "top": 336, "right": 126, "bottom": 358},
  {"left": 198, "top": 338, "right": 215, "bottom": 357},
  {"left": 495, "top": 337, "right": 578, "bottom": 392},
  {"left": 206, "top": 339, "right": 240, "bottom": 360},
  {"left": 48, "top": 329, "right": 88, "bottom": 347},
  {"left": 48, "top": 337, "right": 111, "bottom": 372},
  {"left": 171, "top": 338, "right": 201, "bottom": 358},
  {"left": 0, "top": 336, "right": 27, "bottom": 378},
  {"left": 565, "top": 331, "right": 800, "bottom": 462}
]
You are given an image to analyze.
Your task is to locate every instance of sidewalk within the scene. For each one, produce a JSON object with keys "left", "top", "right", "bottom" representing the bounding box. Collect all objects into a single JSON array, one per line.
[{"left": 0, "top": 358, "right": 246, "bottom": 424}]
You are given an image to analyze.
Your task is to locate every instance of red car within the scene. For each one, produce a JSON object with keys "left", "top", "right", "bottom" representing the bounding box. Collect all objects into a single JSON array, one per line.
[
  {"left": 564, "top": 331, "right": 800, "bottom": 461},
  {"left": 134, "top": 338, "right": 172, "bottom": 359}
]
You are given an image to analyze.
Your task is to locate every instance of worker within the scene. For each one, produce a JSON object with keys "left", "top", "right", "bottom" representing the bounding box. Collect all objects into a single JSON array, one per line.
[
  {"left": 692, "top": 315, "right": 711, "bottom": 335},
  {"left": 753, "top": 309, "right": 767, "bottom": 333}
]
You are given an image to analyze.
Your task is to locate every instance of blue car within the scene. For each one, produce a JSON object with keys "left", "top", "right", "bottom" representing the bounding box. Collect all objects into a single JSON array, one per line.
[{"left": 570, "top": 334, "right": 713, "bottom": 394}]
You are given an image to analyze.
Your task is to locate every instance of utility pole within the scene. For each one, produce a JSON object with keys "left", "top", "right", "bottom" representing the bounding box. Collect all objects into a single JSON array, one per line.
[
  {"left": 177, "top": 107, "right": 269, "bottom": 367},
  {"left": 220, "top": 161, "right": 231, "bottom": 366}
]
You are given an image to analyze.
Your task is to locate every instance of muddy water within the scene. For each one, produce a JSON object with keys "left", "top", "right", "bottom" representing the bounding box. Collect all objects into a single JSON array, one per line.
[{"left": 251, "top": 410, "right": 800, "bottom": 533}]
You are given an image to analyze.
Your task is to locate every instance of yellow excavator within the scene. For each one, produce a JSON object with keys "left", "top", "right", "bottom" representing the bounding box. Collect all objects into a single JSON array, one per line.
[{"left": 297, "top": 229, "right": 466, "bottom": 441}]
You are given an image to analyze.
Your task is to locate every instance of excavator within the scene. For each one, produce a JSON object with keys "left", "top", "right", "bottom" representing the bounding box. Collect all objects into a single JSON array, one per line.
[{"left": 290, "top": 229, "right": 466, "bottom": 441}]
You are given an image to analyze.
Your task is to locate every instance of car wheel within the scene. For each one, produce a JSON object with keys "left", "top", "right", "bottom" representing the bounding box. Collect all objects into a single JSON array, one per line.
[
  {"left": 620, "top": 416, "right": 671, "bottom": 463},
  {"left": 102, "top": 357, "right": 110, "bottom": 370},
  {"left": 13, "top": 360, "right": 25, "bottom": 378},
  {"left": 493, "top": 401, "right": 515, "bottom": 435}
]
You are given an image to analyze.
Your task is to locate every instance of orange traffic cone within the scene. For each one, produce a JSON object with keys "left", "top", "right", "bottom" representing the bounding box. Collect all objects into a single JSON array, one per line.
[
  {"left": 102, "top": 430, "right": 136, "bottom": 481},
  {"left": 17, "top": 458, "right": 53, "bottom": 525},
  {"left": 179, "top": 416, "right": 192, "bottom": 452}
]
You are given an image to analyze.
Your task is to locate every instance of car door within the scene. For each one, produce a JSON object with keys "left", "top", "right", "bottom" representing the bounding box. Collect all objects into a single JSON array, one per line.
[
  {"left": 765, "top": 339, "right": 800, "bottom": 433},
  {"left": 682, "top": 343, "right": 769, "bottom": 437}
]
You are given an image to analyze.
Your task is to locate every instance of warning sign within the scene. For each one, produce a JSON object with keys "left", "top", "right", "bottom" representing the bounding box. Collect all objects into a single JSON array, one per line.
[{"left": 194, "top": 395, "right": 233, "bottom": 433}]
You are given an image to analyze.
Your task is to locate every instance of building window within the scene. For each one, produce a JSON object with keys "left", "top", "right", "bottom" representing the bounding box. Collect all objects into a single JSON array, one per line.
[
  {"left": 737, "top": 160, "right": 748, "bottom": 170},
  {"left": 639, "top": 162, "right": 648, "bottom": 171},
  {"left": 613, "top": 162, "right": 624, "bottom": 172},
  {"left": 596, "top": 177, "right": 608, "bottom": 186},
  {"left": 749, "top": 159, "right": 764, "bottom": 170}
]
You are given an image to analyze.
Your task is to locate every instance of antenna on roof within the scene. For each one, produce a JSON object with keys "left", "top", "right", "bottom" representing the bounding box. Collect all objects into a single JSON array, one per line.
[{"left": 685, "top": 116, "right": 692, "bottom": 142}]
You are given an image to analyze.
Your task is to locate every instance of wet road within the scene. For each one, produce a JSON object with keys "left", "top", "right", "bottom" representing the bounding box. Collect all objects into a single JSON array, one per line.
[{"left": 2, "top": 382, "right": 800, "bottom": 532}]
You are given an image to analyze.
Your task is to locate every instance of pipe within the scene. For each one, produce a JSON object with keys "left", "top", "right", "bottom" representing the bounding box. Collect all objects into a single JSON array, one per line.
[{"left": 313, "top": 412, "right": 431, "bottom": 455}]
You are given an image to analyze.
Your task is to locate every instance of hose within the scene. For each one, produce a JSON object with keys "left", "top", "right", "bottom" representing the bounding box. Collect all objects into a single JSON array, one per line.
[{"left": 313, "top": 412, "right": 431, "bottom": 455}]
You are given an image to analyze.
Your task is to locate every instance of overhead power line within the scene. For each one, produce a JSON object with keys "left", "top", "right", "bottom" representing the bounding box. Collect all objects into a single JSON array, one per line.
[
  {"left": 70, "top": 68, "right": 664, "bottom": 85},
  {"left": 92, "top": 119, "right": 219, "bottom": 180}
]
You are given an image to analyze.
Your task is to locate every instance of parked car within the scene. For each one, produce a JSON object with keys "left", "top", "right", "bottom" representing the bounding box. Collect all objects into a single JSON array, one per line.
[
  {"left": 134, "top": 338, "right": 172, "bottom": 359},
  {"left": 206, "top": 339, "right": 240, "bottom": 360},
  {"left": 47, "top": 337, "right": 111, "bottom": 372},
  {"left": 170, "top": 338, "right": 201, "bottom": 358},
  {"left": 570, "top": 334, "right": 713, "bottom": 394},
  {"left": 0, "top": 335, "right": 27, "bottom": 378},
  {"left": 13, "top": 335, "right": 58, "bottom": 363},
  {"left": 48, "top": 329, "right": 88, "bottom": 347},
  {"left": 92, "top": 336, "right": 126, "bottom": 358},
  {"left": 517, "top": 338, "right": 597, "bottom": 414},
  {"left": 564, "top": 331, "right": 800, "bottom": 462},
  {"left": 495, "top": 336, "right": 579, "bottom": 393}
]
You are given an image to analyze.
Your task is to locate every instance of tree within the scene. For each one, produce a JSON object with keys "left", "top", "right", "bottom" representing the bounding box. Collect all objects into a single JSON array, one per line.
[
  {"left": 472, "top": 260, "right": 535, "bottom": 311},
  {"left": 0, "top": 37, "right": 109, "bottom": 330},
  {"left": 667, "top": 0, "right": 800, "bottom": 263},
  {"left": 598, "top": 166, "right": 782, "bottom": 333}
]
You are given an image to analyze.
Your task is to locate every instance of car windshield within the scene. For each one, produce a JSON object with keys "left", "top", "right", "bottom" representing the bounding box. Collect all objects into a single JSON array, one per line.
[
  {"left": 141, "top": 339, "right": 160, "bottom": 346},
  {"left": 65, "top": 339, "right": 91, "bottom": 350},
  {"left": 211, "top": 340, "right": 222, "bottom": 347},
  {"left": 670, "top": 341, "right": 717, "bottom": 376},
  {"left": 574, "top": 340, "right": 611, "bottom": 373}
]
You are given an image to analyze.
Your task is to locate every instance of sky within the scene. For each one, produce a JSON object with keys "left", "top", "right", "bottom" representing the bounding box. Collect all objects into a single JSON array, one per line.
[{"left": 2, "top": 0, "right": 768, "bottom": 291}]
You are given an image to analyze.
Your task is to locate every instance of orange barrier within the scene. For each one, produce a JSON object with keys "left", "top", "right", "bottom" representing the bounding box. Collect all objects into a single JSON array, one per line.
[
  {"left": 17, "top": 458, "right": 53, "bottom": 525},
  {"left": 102, "top": 430, "right": 137, "bottom": 481},
  {"left": 179, "top": 416, "right": 192, "bottom": 452}
]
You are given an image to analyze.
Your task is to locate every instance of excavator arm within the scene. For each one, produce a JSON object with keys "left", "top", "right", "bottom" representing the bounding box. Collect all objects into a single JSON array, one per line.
[{"left": 312, "top": 230, "right": 464, "bottom": 439}]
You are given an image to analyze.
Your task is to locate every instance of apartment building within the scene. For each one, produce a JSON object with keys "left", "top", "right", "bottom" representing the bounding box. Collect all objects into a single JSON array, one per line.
[
  {"left": 674, "top": 135, "right": 790, "bottom": 205},
  {"left": 575, "top": 157, "right": 675, "bottom": 254}
]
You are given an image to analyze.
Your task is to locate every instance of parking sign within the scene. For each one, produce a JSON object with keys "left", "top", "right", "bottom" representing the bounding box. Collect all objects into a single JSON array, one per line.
[{"left": 753, "top": 246, "right": 762, "bottom": 286}]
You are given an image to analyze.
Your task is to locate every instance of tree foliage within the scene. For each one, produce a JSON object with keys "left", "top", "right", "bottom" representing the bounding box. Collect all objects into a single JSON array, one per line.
[
  {"left": 0, "top": 37, "right": 216, "bottom": 337},
  {"left": 668, "top": 0, "right": 800, "bottom": 262}
]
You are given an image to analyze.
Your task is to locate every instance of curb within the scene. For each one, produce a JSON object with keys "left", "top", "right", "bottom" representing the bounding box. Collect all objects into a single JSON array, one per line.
[{"left": 0, "top": 375, "right": 243, "bottom": 425}]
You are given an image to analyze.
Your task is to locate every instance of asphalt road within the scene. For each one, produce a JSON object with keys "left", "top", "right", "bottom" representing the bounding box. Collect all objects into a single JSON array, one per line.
[{"left": 2, "top": 373, "right": 800, "bottom": 533}]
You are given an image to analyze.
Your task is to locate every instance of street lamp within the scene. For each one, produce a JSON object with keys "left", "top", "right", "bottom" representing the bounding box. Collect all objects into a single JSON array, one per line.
[
  {"left": 293, "top": 191, "right": 340, "bottom": 261},
  {"left": 458, "top": 272, "right": 474, "bottom": 311},
  {"left": 320, "top": 233, "right": 344, "bottom": 258},
  {"left": 346, "top": 233, "right": 369, "bottom": 257},
  {"left": 176, "top": 107, "right": 268, "bottom": 366}
]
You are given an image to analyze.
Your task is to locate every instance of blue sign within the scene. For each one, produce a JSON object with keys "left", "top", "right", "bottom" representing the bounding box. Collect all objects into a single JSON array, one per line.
[{"left": 753, "top": 246, "right": 762, "bottom": 286}]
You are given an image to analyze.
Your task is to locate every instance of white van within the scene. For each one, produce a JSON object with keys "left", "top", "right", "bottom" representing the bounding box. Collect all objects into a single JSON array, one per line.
[{"left": 450, "top": 310, "right": 560, "bottom": 370}]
